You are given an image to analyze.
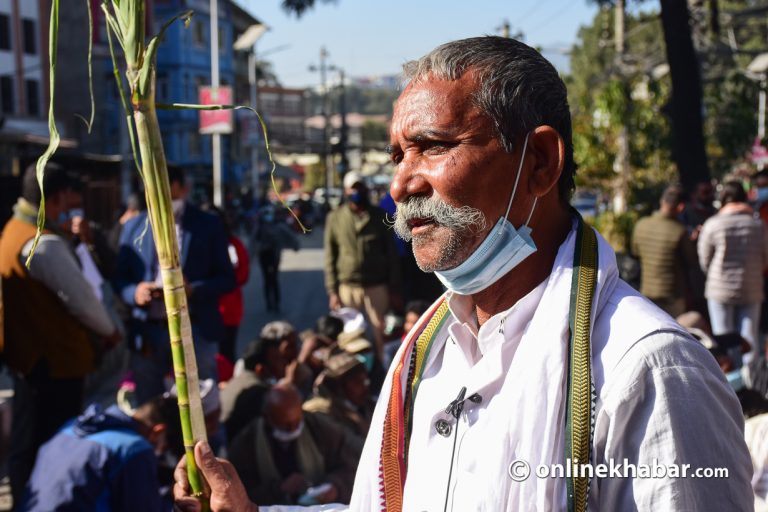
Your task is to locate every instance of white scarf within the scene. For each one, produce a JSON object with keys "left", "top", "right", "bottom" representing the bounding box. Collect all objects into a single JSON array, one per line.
[
  {"left": 261, "top": 223, "right": 684, "bottom": 512},
  {"left": 348, "top": 222, "right": 681, "bottom": 511}
]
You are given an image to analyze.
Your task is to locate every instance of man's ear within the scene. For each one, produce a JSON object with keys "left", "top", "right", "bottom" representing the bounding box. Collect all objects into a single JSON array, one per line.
[{"left": 527, "top": 125, "right": 565, "bottom": 198}]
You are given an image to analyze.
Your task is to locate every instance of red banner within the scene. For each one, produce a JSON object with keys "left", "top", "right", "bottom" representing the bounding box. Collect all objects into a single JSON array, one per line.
[{"left": 199, "top": 86, "right": 233, "bottom": 135}]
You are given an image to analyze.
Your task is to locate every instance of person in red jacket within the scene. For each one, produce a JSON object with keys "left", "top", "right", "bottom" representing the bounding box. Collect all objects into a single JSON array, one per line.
[{"left": 206, "top": 206, "right": 250, "bottom": 364}]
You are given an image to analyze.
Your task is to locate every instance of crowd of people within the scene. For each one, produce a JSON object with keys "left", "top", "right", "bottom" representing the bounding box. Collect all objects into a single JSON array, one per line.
[
  {"left": 6, "top": 34, "right": 768, "bottom": 512},
  {"left": 0, "top": 158, "right": 441, "bottom": 510},
  {"left": 631, "top": 176, "right": 768, "bottom": 383}
]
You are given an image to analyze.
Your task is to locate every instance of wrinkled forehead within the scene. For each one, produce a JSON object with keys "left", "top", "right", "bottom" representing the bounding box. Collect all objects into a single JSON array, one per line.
[{"left": 391, "top": 74, "right": 486, "bottom": 135}]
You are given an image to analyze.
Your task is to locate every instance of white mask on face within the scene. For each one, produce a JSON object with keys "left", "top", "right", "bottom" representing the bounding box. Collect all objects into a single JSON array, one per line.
[
  {"left": 271, "top": 419, "right": 304, "bottom": 443},
  {"left": 172, "top": 199, "right": 185, "bottom": 219},
  {"left": 434, "top": 133, "right": 538, "bottom": 295}
]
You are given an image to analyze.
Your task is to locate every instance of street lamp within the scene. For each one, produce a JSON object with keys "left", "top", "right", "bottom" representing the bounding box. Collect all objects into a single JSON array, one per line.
[{"left": 234, "top": 23, "right": 268, "bottom": 202}]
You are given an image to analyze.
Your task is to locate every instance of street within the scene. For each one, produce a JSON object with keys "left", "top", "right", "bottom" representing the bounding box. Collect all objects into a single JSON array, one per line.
[{"left": 236, "top": 225, "right": 329, "bottom": 357}]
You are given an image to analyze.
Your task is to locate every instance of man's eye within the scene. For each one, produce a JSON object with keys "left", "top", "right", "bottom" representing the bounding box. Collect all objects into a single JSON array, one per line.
[{"left": 423, "top": 142, "right": 454, "bottom": 154}]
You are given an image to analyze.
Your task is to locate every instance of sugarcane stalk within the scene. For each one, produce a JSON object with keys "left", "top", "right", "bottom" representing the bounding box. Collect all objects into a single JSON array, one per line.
[
  {"left": 34, "top": 3, "right": 282, "bottom": 505},
  {"left": 132, "top": 75, "right": 209, "bottom": 501},
  {"left": 103, "top": 0, "right": 209, "bottom": 504}
]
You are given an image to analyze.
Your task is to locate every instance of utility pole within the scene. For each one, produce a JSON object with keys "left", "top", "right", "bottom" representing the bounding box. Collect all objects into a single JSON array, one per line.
[
  {"left": 338, "top": 69, "right": 349, "bottom": 179},
  {"left": 310, "top": 47, "right": 334, "bottom": 209},
  {"left": 248, "top": 50, "right": 260, "bottom": 202},
  {"left": 612, "top": 0, "right": 631, "bottom": 213},
  {"left": 320, "top": 47, "right": 331, "bottom": 209},
  {"left": 210, "top": 0, "right": 222, "bottom": 207}
]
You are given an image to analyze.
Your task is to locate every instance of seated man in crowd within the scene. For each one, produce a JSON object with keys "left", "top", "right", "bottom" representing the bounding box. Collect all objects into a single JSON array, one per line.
[
  {"left": 221, "top": 330, "right": 289, "bottom": 445},
  {"left": 303, "top": 352, "right": 376, "bottom": 440},
  {"left": 228, "top": 384, "right": 362, "bottom": 506},
  {"left": 20, "top": 395, "right": 175, "bottom": 511}
]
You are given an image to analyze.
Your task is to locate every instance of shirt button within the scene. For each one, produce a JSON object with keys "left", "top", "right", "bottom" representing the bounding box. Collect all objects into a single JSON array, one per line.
[{"left": 435, "top": 419, "right": 452, "bottom": 437}]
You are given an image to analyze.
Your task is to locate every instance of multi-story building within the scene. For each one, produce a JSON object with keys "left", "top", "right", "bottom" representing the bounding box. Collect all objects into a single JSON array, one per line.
[
  {"left": 154, "top": 0, "right": 237, "bottom": 201},
  {"left": 258, "top": 86, "right": 308, "bottom": 153},
  {"left": 0, "top": 0, "right": 51, "bottom": 219}
]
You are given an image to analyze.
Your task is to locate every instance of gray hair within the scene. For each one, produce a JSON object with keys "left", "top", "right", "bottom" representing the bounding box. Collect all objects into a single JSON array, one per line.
[{"left": 402, "top": 36, "right": 576, "bottom": 201}]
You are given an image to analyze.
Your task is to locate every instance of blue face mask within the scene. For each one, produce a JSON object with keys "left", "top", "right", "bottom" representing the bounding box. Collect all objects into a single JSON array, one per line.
[
  {"left": 757, "top": 187, "right": 768, "bottom": 205},
  {"left": 434, "top": 133, "right": 537, "bottom": 295},
  {"left": 726, "top": 369, "right": 744, "bottom": 392}
]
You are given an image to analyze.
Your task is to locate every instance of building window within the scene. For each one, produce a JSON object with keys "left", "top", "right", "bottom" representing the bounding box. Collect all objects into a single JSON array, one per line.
[
  {"left": 22, "top": 19, "right": 36, "bottom": 55},
  {"left": 193, "top": 21, "right": 205, "bottom": 47},
  {"left": 0, "top": 76, "right": 13, "bottom": 114},
  {"left": 157, "top": 72, "right": 169, "bottom": 102},
  {"left": 188, "top": 131, "right": 201, "bottom": 157},
  {"left": 0, "top": 14, "right": 11, "bottom": 51},
  {"left": 25, "top": 80, "right": 39, "bottom": 116}
]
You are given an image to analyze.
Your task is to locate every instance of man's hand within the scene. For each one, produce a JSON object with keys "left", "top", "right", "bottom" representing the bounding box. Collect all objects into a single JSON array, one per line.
[
  {"left": 134, "top": 282, "right": 157, "bottom": 306},
  {"left": 173, "top": 441, "right": 258, "bottom": 512},
  {"left": 297, "top": 334, "right": 319, "bottom": 364},
  {"left": 317, "top": 483, "right": 339, "bottom": 504},
  {"left": 281, "top": 359, "right": 300, "bottom": 387},
  {"left": 280, "top": 472, "right": 309, "bottom": 496},
  {"left": 328, "top": 292, "right": 341, "bottom": 311}
]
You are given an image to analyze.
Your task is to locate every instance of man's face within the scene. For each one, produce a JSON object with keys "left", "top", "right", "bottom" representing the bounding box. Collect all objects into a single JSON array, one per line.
[
  {"left": 388, "top": 74, "right": 522, "bottom": 272},
  {"left": 756, "top": 176, "right": 768, "bottom": 189},
  {"left": 342, "top": 368, "right": 370, "bottom": 407},
  {"left": 403, "top": 311, "right": 420, "bottom": 334},
  {"left": 279, "top": 334, "right": 299, "bottom": 364},
  {"left": 264, "top": 346, "right": 287, "bottom": 380},
  {"left": 170, "top": 179, "right": 189, "bottom": 201},
  {"left": 268, "top": 400, "right": 303, "bottom": 434}
]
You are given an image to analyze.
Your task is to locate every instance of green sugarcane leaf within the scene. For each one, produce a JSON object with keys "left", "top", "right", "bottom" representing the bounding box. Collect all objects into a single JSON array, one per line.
[
  {"left": 105, "top": 14, "right": 143, "bottom": 179},
  {"left": 138, "top": 10, "right": 194, "bottom": 97},
  {"left": 156, "top": 102, "right": 310, "bottom": 233},
  {"left": 75, "top": 0, "right": 95, "bottom": 133},
  {"left": 101, "top": 2, "right": 126, "bottom": 54},
  {"left": 116, "top": 0, "right": 144, "bottom": 68},
  {"left": 26, "top": 0, "right": 61, "bottom": 267}
]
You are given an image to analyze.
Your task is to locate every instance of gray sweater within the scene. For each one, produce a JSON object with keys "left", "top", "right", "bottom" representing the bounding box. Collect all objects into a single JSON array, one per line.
[{"left": 698, "top": 208, "right": 768, "bottom": 304}]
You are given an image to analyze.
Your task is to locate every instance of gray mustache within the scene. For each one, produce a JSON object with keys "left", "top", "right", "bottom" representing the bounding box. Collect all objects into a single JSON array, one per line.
[{"left": 391, "top": 195, "right": 487, "bottom": 241}]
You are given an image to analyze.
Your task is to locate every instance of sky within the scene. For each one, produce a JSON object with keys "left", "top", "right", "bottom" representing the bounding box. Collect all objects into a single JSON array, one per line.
[{"left": 236, "top": 0, "right": 603, "bottom": 88}]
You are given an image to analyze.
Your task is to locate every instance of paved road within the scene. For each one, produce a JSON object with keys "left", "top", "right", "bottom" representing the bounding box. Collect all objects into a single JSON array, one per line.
[{"left": 235, "top": 225, "right": 329, "bottom": 357}]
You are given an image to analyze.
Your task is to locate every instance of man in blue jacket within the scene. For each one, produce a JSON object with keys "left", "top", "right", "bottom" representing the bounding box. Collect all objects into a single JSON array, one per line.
[
  {"left": 20, "top": 396, "right": 174, "bottom": 511},
  {"left": 114, "top": 166, "right": 236, "bottom": 403}
]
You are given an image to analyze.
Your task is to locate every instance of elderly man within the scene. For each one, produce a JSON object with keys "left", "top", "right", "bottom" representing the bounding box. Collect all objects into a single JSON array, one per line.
[
  {"left": 228, "top": 384, "right": 362, "bottom": 506},
  {"left": 175, "top": 37, "right": 752, "bottom": 512}
]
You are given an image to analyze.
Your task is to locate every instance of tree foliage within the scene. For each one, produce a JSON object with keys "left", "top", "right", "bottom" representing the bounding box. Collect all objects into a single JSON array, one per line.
[
  {"left": 567, "top": 8, "right": 675, "bottom": 205},
  {"left": 568, "top": 3, "right": 763, "bottom": 207}
]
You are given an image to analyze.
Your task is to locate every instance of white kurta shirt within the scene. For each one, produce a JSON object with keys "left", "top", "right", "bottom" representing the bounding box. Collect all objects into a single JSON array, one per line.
[{"left": 263, "top": 223, "right": 754, "bottom": 512}]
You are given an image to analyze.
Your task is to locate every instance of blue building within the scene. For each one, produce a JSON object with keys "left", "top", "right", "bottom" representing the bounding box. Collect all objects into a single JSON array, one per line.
[
  {"left": 153, "top": 0, "right": 239, "bottom": 200},
  {"left": 54, "top": 0, "right": 256, "bottom": 205}
]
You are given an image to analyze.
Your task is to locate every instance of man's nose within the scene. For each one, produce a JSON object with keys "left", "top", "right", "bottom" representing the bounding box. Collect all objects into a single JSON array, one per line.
[{"left": 390, "top": 162, "right": 431, "bottom": 203}]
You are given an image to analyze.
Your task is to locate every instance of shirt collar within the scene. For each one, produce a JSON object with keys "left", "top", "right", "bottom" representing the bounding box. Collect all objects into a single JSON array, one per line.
[{"left": 446, "top": 277, "right": 549, "bottom": 363}]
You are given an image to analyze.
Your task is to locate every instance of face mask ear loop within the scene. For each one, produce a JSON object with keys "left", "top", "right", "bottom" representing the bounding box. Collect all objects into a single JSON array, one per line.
[
  {"left": 525, "top": 196, "right": 538, "bottom": 227},
  {"left": 503, "top": 133, "right": 531, "bottom": 225}
]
